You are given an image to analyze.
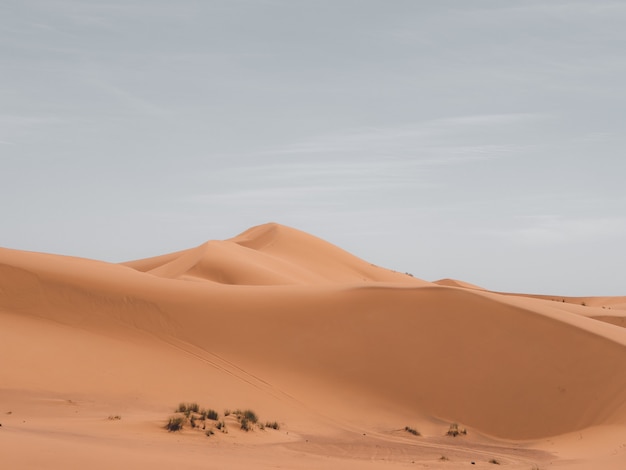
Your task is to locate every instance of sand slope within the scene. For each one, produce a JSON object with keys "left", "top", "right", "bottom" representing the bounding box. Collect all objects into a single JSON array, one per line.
[{"left": 1, "top": 223, "right": 626, "bottom": 468}]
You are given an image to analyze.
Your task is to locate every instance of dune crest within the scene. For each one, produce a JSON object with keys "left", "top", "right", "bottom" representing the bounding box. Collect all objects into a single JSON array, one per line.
[
  {"left": 433, "top": 278, "right": 487, "bottom": 290},
  {"left": 123, "top": 223, "right": 427, "bottom": 286}
]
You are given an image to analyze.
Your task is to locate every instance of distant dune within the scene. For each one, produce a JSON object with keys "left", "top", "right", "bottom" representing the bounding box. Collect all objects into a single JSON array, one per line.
[
  {"left": 1, "top": 223, "right": 625, "bottom": 469},
  {"left": 122, "top": 223, "right": 427, "bottom": 286}
]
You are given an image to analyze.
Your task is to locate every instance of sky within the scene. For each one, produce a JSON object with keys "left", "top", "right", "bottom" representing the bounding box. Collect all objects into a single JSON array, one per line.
[{"left": 2, "top": 0, "right": 625, "bottom": 295}]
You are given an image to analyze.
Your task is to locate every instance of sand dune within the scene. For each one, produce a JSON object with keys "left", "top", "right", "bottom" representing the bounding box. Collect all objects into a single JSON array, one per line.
[
  {"left": 123, "top": 223, "right": 427, "bottom": 286},
  {"left": 437, "top": 277, "right": 626, "bottom": 328},
  {"left": 2, "top": 223, "right": 625, "bottom": 469}
]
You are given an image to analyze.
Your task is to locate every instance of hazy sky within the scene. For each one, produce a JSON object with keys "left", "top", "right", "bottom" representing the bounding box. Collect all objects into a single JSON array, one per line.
[{"left": 2, "top": 1, "right": 625, "bottom": 295}]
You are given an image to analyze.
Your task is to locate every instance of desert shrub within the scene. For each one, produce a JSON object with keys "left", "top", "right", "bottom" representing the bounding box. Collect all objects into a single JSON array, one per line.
[
  {"left": 165, "top": 416, "right": 185, "bottom": 432},
  {"left": 440, "top": 456, "right": 449, "bottom": 461},
  {"left": 233, "top": 409, "right": 258, "bottom": 423},
  {"left": 489, "top": 458, "right": 500, "bottom": 464},
  {"left": 190, "top": 415, "right": 196, "bottom": 428},
  {"left": 205, "top": 429, "right": 214, "bottom": 436},
  {"left": 224, "top": 409, "right": 231, "bottom": 416},
  {"left": 240, "top": 417, "right": 251, "bottom": 431},
  {"left": 446, "top": 423, "right": 467, "bottom": 437},
  {"left": 216, "top": 420, "right": 226, "bottom": 431},
  {"left": 404, "top": 426, "right": 420, "bottom": 436},
  {"left": 265, "top": 421, "right": 280, "bottom": 430},
  {"left": 188, "top": 403, "right": 199, "bottom": 413},
  {"left": 107, "top": 415, "right": 121, "bottom": 420},
  {"left": 242, "top": 409, "right": 258, "bottom": 423},
  {"left": 206, "top": 409, "right": 218, "bottom": 420},
  {"left": 177, "top": 402, "right": 199, "bottom": 413}
]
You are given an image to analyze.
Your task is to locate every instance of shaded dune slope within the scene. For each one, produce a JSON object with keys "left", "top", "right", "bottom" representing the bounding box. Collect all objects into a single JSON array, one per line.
[
  {"left": 437, "top": 278, "right": 626, "bottom": 328},
  {"left": 1, "top": 223, "right": 626, "bottom": 440}
]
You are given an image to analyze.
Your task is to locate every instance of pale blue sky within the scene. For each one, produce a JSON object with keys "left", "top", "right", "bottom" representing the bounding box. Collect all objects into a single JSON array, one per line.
[{"left": 2, "top": 1, "right": 625, "bottom": 295}]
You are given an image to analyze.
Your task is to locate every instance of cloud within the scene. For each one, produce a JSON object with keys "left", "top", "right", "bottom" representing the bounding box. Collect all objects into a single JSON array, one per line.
[
  {"left": 242, "top": 112, "right": 541, "bottom": 161},
  {"left": 184, "top": 112, "right": 544, "bottom": 211},
  {"left": 483, "top": 215, "right": 626, "bottom": 245}
]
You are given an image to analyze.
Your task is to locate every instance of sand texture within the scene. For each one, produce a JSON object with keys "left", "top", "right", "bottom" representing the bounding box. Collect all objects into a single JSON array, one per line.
[{"left": 2, "top": 223, "right": 625, "bottom": 469}]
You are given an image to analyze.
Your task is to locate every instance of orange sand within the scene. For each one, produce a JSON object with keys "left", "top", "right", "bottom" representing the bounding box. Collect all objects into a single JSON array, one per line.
[{"left": 1, "top": 223, "right": 625, "bottom": 469}]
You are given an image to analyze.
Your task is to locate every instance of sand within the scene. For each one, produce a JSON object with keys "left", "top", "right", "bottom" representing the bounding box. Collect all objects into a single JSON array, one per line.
[{"left": 1, "top": 222, "right": 625, "bottom": 469}]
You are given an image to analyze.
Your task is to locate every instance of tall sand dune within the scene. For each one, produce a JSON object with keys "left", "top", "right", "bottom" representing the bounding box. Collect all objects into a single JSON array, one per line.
[{"left": 1, "top": 222, "right": 625, "bottom": 469}]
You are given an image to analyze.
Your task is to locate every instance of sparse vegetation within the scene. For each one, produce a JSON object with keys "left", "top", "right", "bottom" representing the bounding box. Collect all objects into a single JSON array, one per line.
[
  {"left": 404, "top": 426, "right": 420, "bottom": 436},
  {"left": 446, "top": 423, "right": 467, "bottom": 437},
  {"left": 165, "top": 416, "right": 185, "bottom": 432},
  {"left": 440, "top": 455, "right": 449, "bottom": 461},
  {"left": 234, "top": 409, "right": 258, "bottom": 423},
  {"left": 107, "top": 415, "right": 121, "bottom": 420},
  {"left": 240, "top": 417, "right": 251, "bottom": 431},
  {"left": 166, "top": 403, "right": 277, "bottom": 436},
  {"left": 489, "top": 458, "right": 501, "bottom": 465},
  {"left": 177, "top": 402, "right": 199, "bottom": 413}
]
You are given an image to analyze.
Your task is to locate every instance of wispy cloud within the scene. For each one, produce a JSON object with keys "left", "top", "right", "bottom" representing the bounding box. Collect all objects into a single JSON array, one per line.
[
  {"left": 183, "top": 113, "right": 544, "bottom": 213},
  {"left": 483, "top": 215, "right": 626, "bottom": 245},
  {"left": 235, "top": 112, "right": 541, "bottom": 161}
]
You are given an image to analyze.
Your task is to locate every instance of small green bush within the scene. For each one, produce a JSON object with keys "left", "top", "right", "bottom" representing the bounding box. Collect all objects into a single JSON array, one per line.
[
  {"left": 265, "top": 421, "right": 280, "bottom": 430},
  {"left": 177, "top": 402, "right": 199, "bottom": 413},
  {"left": 165, "top": 416, "right": 185, "bottom": 432},
  {"left": 188, "top": 403, "right": 199, "bottom": 413},
  {"left": 206, "top": 409, "right": 218, "bottom": 420},
  {"left": 242, "top": 409, "right": 258, "bottom": 423},
  {"left": 240, "top": 417, "right": 251, "bottom": 431},
  {"left": 404, "top": 426, "right": 420, "bottom": 436}
]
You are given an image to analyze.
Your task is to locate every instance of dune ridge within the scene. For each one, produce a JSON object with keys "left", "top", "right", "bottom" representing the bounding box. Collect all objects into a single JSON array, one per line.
[
  {"left": 2, "top": 222, "right": 626, "bottom": 468},
  {"left": 123, "top": 223, "right": 427, "bottom": 286}
]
